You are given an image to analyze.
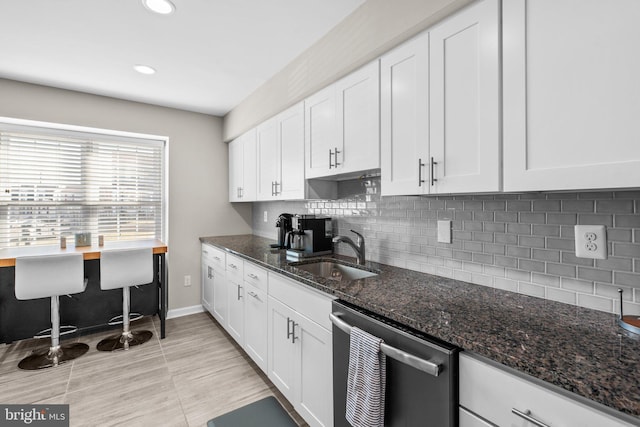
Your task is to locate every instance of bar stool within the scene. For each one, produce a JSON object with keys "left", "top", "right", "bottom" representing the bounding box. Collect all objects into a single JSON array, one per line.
[
  {"left": 97, "top": 248, "right": 154, "bottom": 351},
  {"left": 14, "top": 253, "right": 89, "bottom": 370}
]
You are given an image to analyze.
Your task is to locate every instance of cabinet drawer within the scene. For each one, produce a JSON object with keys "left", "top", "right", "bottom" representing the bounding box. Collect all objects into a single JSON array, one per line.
[
  {"left": 244, "top": 262, "right": 268, "bottom": 292},
  {"left": 226, "top": 254, "right": 244, "bottom": 281},
  {"left": 202, "top": 244, "right": 225, "bottom": 271},
  {"left": 268, "top": 272, "right": 334, "bottom": 330},
  {"left": 459, "top": 353, "right": 635, "bottom": 427}
]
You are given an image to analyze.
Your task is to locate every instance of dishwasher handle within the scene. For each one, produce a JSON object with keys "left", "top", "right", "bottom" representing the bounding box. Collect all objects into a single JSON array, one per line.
[{"left": 330, "top": 312, "right": 442, "bottom": 377}]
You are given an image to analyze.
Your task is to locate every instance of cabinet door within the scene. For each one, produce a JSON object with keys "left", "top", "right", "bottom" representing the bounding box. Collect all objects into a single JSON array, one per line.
[
  {"left": 201, "top": 257, "right": 214, "bottom": 314},
  {"left": 241, "top": 128, "right": 257, "bottom": 201},
  {"left": 256, "top": 117, "right": 279, "bottom": 200},
  {"left": 503, "top": 0, "right": 640, "bottom": 191},
  {"left": 243, "top": 282, "right": 268, "bottom": 372},
  {"left": 380, "top": 31, "right": 430, "bottom": 196},
  {"left": 228, "top": 137, "right": 243, "bottom": 202},
  {"left": 305, "top": 85, "right": 337, "bottom": 179},
  {"left": 278, "top": 102, "right": 305, "bottom": 200},
  {"left": 336, "top": 60, "right": 380, "bottom": 175},
  {"left": 429, "top": 0, "right": 500, "bottom": 193},
  {"left": 295, "top": 314, "right": 332, "bottom": 427},
  {"left": 211, "top": 267, "right": 227, "bottom": 326},
  {"left": 226, "top": 278, "right": 244, "bottom": 344},
  {"left": 267, "top": 296, "right": 297, "bottom": 403}
]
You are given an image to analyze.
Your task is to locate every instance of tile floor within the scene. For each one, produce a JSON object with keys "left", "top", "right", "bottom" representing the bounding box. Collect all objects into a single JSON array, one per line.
[{"left": 0, "top": 312, "right": 307, "bottom": 426}]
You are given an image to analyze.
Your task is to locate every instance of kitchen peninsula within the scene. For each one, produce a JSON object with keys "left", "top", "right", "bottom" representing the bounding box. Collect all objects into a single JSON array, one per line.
[{"left": 0, "top": 239, "right": 168, "bottom": 343}]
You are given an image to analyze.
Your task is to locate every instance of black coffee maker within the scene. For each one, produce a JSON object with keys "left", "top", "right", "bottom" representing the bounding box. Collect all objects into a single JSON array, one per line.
[{"left": 271, "top": 213, "right": 293, "bottom": 249}]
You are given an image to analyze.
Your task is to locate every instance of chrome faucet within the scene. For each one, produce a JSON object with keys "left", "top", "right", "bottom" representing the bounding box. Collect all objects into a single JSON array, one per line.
[{"left": 332, "top": 230, "right": 366, "bottom": 265}]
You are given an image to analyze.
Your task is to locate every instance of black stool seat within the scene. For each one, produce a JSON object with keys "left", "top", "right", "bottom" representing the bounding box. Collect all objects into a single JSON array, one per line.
[{"left": 207, "top": 396, "right": 297, "bottom": 427}]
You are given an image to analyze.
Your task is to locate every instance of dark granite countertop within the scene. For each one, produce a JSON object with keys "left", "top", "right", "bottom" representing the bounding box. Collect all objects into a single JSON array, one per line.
[{"left": 200, "top": 234, "right": 640, "bottom": 422}]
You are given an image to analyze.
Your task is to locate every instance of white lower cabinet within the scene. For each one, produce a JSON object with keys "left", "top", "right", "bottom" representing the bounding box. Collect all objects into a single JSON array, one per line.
[
  {"left": 201, "top": 250, "right": 334, "bottom": 427},
  {"left": 201, "top": 244, "right": 226, "bottom": 322},
  {"left": 460, "top": 352, "right": 637, "bottom": 427},
  {"left": 267, "top": 272, "right": 334, "bottom": 427},
  {"left": 243, "top": 282, "right": 268, "bottom": 372},
  {"left": 226, "top": 277, "right": 244, "bottom": 344}
]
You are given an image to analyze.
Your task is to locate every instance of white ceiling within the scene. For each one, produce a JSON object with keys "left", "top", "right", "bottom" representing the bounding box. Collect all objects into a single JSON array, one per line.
[{"left": 0, "top": 0, "right": 365, "bottom": 116}]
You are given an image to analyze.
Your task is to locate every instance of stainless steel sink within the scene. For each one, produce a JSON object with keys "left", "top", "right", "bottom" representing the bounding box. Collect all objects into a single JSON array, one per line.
[{"left": 291, "top": 261, "right": 378, "bottom": 281}]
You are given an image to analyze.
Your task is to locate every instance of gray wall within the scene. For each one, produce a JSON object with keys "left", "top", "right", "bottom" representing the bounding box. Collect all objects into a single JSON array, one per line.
[
  {"left": 0, "top": 78, "right": 253, "bottom": 311},
  {"left": 223, "top": 0, "right": 474, "bottom": 141},
  {"left": 252, "top": 180, "right": 640, "bottom": 316}
]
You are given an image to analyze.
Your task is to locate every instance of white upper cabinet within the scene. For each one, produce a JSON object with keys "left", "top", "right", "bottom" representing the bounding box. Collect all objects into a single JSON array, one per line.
[
  {"left": 256, "top": 102, "right": 305, "bottom": 200},
  {"left": 305, "top": 85, "right": 337, "bottom": 179},
  {"left": 429, "top": 0, "right": 500, "bottom": 193},
  {"left": 503, "top": 0, "right": 640, "bottom": 192},
  {"left": 380, "top": 31, "right": 430, "bottom": 196},
  {"left": 256, "top": 117, "right": 279, "bottom": 200},
  {"left": 305, "top": 60, "right": 380, "bottom": 179},
  {"left": 228, "top": 128, "right": 256, "bottom": 202},
  {"left": 278, "top": 102, "right": 306, "bottom": 200},
  {"left": 335, "top": 60, "right": 380, "bottom": 176},
  {"left": 382, "top": 0, "right": 500, "bottom": 196}
]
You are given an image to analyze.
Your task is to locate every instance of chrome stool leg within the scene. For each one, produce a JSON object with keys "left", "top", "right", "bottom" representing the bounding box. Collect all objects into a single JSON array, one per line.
[
  {"left": 18, "top": 295, "right": 89, "bottom": 370},
  {"left": 97, "top": 287, "right": 152, "bottom": 352}
]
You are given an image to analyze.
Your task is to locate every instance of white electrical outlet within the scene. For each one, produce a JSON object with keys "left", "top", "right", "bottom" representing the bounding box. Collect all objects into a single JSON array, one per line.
[
  {"left": 574, "top": 225, "right": 607, "bottom": 259},
  {"left": 437, "top": 220, "right": 452, "bottom": 243},
  {"left": 184, "top": 275, "right": 191, "bottom": 287},
  {"left": 263, "top": 211, "right": 268, "bottom": 222}
]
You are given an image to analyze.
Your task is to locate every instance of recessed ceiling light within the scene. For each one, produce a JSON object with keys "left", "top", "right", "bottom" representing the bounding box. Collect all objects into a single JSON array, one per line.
[
  {"left": 133, "top": 64, "right": 156, "bottom": 75},
  {"left": 142, "top": 0, "right": 175, "bottom": 15}
]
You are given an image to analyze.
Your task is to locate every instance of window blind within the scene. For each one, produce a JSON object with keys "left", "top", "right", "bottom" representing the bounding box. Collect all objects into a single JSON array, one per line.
[{"left": 0, "top": 122, "right": 165, "bottom": 248}]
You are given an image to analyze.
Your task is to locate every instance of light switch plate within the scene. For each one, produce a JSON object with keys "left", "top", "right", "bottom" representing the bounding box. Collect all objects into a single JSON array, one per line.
[
  {"left": 437, "top": 220, "right": 452, "bottom": 244},
  {"left": 574, "top": 225, "right": 607, "bottom": 259}
]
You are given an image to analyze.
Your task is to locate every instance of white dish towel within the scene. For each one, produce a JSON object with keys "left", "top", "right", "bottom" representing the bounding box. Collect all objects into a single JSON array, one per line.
[{"left": 345, "top": 326, "right": 387, "bottom": 427}]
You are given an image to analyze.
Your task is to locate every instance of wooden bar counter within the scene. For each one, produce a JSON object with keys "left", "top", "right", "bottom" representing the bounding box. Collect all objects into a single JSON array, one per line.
[{"left": 0, "top": 239, "right": 168, "bottom": 343}]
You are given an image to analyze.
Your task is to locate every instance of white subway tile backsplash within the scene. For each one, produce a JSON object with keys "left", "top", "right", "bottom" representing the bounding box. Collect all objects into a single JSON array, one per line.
[{"left": 251, "top": 186, "right": 640, "bottom": 315}]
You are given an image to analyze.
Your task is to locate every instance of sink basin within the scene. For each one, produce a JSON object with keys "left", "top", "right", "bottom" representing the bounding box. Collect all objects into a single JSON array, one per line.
[{"left": 291, "top": 261, "right": 378, "bottom": 281}]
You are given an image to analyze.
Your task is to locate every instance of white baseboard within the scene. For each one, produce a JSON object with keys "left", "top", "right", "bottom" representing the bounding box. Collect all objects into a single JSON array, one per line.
[{"left": 166, "top": 305, "right": 205, "bottom": 319}]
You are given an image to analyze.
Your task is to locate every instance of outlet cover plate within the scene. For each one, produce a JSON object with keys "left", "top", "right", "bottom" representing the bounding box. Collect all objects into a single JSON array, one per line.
[
  {"left": 437, "top": 220, "right": 452, "bottom": 244},
  {"left": 574, "top": 225, "right": 607, "bottom": 259}
]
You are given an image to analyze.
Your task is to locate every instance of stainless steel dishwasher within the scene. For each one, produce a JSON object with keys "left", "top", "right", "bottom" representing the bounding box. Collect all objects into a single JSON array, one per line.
[{"left": 331, "top": 300, "right": 459, "bottom": 427}]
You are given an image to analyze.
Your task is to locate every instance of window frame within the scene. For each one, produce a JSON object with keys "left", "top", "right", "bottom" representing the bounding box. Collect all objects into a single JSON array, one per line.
[{"left": 0, "top": 116, "right": 169, "bottom": 249}]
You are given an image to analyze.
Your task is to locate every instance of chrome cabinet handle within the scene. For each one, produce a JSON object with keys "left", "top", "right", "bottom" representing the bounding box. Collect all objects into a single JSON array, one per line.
[
  {"left": 430, "top": 157, "right": 438, "bottom": 186},
  {"left": 207, "top": 266, "right": 212, "bottom": 279},
  {"left": 247, "top": 291, "right": 259, "bottom": 299},
  {"left": 271, "top": 181, "right": 275, "bottom": 196},
  {"left": 511, "top": 409, "right": 550, "bottom": 427},
  {"left": 228, "top": 263, "right": 237, "bottom": 269},
  {"left": 213, "top": 256, "right": 221, "bottom": 261},
  {"left": 273, "top": 181, "right": 280, "bottom": 196},
  {"left": 247, "top": 273, "right": 259, "bottom": 280},
  {"left": 203, "top": 250, "right": 208, "bottom": 255},
  {"left": 418, "top": 158, "right": 426, "bottom": 186},
  {"left": 237, "top": 284, "right": 242, "bottom": 300},
  {"left": 334, "top": 147, "right": 341, "bottom": 167},
  {"left": 329, "top": 149, "right": 334, "bottom": 169},
  {"left": 286, "top": 317, "right": 293, "bottom": 340},
  {"left": 291, "top": 321, "right": 298, "bottom": 343}
]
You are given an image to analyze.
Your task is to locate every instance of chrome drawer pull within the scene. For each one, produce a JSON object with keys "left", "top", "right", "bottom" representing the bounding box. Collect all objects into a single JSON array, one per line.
[
  {"left": 247, "top": 291, "right": 259, "bottom": 299},
  {"left": 213, "top": 256, "right": 221, "bottom": 261},
  {"left": 511, "top": 408, "right": 550, "bottom": 427},
  {"left": 247, "top": 273, "right": 259, "bottom": 280},
  {"left": 228, "top": 263, "right": 237, "bottom": 269},
  {"left": 330, "top": 313, "right": 442, "bottom": 377}
]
